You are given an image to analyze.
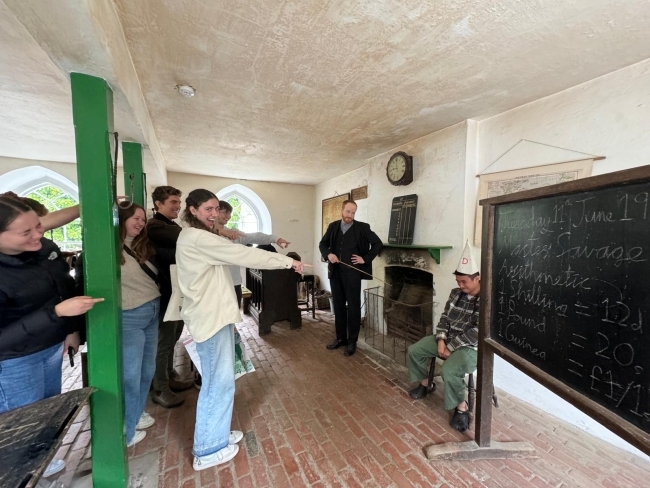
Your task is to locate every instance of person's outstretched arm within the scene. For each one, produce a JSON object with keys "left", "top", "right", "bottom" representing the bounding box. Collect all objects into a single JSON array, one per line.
[{"left": 41, "top": 205, "right": 80, "bottom": 231}]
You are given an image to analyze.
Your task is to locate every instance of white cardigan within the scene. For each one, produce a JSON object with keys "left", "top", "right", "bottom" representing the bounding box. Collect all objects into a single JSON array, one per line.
[{"left": 174, "top": 227, "right": 294, "bottom": 343}]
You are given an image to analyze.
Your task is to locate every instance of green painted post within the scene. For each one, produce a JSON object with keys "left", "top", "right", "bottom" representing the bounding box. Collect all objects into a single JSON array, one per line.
[
  {"left": 122, "top": 142, "right": 145, "bottom": 207},
  {"left": 70, "top": 73, "right": 128, "bottom": 488}
]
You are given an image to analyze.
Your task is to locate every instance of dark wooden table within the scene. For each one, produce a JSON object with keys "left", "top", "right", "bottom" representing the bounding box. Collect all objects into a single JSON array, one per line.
[{"left": 0, "top": 387, "right": 93, "bottom": 488}]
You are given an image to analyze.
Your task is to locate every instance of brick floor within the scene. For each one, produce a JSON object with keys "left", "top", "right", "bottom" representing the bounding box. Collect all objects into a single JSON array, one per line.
[{"left": 54, "top": 311, "right": 650, "bottom": 487}]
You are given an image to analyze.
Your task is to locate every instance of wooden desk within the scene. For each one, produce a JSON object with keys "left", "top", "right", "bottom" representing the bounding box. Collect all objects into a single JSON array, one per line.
[
  {"left": 246, "top": 268, "right": 301, "bottom": 334},
  {"left": 0, "top": 388, "right": 93, "bottom": 488}
]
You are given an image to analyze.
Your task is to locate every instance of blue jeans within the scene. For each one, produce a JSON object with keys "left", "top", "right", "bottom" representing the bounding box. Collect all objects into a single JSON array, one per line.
[
  {"left": 0, "top": 342, "right": 63, "bottom": 413},
  {"left": 194, "top": 323, "right": 235, "bottom": 457},
  {"left": 122, "top": 298, "right": 159, "bottom": 443}
]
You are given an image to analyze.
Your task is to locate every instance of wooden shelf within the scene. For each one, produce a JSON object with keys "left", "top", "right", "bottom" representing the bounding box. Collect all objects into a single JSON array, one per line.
[{"left": 380, "top": 244, "right": 453, "bottom": 265}]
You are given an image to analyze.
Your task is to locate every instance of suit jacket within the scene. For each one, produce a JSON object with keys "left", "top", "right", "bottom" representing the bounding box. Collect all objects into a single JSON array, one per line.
[{"left": 319, "top": 220, "right": 382, "bottom": 280}]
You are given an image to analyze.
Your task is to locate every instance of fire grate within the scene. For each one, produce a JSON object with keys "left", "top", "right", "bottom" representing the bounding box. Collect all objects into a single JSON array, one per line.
[{"left": 363, "top": 286, "right": 434, "bottom": 366}]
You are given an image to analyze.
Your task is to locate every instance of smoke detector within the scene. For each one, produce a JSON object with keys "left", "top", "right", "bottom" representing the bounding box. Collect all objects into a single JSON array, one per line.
[{"left": 175, "top": 85, "right": 195, "bottom": 98}]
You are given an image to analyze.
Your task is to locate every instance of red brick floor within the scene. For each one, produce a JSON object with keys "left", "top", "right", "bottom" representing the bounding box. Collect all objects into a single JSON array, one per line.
[{"left": 55, "top": 311, "right": 650, "bottom": 487}]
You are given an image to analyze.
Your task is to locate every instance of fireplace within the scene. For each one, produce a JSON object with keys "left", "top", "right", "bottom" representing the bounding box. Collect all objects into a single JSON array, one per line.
[
  {"left": 363, "top": 248, "right": 436, "bottom": 366},
  {"left": 384, "top": 267, "right": 434, "bottom": 341}
]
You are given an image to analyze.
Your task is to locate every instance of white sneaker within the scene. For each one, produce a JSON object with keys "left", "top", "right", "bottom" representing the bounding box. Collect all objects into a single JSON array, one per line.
[
  {"left": 127, "top": 430, "right": 146, "bottom": 447},
  {"left": 193, "top": 444, "right": 239, "bottom": 471},
  {"left": 136, "top": 412, "right": 155, "bottom": 429},
  {"left": 229, "top": 430, "right": 244, "bottom": 444},
  {"left": 43, "top": 459, "right": 66, "bottom": 477}
]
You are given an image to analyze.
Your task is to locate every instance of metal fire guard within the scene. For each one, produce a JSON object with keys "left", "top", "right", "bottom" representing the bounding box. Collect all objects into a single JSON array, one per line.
[{"left": 363, "top": 286, "right": 433, "bottom": 366}]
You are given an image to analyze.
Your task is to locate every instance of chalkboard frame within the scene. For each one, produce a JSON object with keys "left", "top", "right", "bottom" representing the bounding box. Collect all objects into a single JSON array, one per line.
[{"left": 476, "top": 164, "right": 650, "bottom": 455}]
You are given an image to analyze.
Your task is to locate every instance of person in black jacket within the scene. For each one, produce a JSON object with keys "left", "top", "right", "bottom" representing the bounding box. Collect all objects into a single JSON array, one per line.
[
  {"left": 0, "top": 197, "right": 102, "bottom": 476},
  {"left": 319, "top": 200, "right": 382, "bottom": 356},
  {"left": 146, "top": 186, "right": 242, "bottom": 406}
]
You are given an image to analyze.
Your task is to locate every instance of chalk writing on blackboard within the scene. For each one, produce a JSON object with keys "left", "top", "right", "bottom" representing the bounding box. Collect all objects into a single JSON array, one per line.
[{"left": 490, "top": 182, "right": 650, "bottom": 432}]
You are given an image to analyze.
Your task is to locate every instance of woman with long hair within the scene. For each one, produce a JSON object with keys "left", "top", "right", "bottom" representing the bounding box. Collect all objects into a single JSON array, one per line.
[
  {"left": 175, "top": 189, "right": 305, "bottom": 470},
  {"left": 117, "top": 202, "right": 161, "bottom": 446},
  {"left": 0, "top": 196, "right": 102, "bottom": 477}
]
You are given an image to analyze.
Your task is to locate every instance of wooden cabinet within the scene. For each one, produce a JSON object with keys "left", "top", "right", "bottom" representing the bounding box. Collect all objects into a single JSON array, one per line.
[{"left": 246, "top": 268, "right": 301, "bottom": 335}]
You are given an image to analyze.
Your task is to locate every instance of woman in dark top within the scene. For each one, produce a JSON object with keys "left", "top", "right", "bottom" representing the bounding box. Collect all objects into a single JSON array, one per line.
[{"left": 0, "top": 196, "right": 102, "bottom": 476}]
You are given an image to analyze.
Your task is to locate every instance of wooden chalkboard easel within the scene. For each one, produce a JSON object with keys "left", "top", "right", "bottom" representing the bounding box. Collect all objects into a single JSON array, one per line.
[{"left": 427, "top": 164, "right": 650, "bottom": 460}]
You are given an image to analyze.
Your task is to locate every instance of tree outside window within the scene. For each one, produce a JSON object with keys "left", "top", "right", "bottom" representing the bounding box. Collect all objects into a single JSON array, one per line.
[
  {"left": 224, "top": 195, "right": 260, "bottom": 233},
  {"left": 25, "top": 185, "right": 82, "bottom": 251}
]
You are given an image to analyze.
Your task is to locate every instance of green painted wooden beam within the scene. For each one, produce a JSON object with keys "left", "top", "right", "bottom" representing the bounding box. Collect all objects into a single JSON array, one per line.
[
  {"left": 122, "top": 142, "right": 145, "bottom": 207},
  {"left": 70, "top": 73, "right": 128, "bottom": 488}
]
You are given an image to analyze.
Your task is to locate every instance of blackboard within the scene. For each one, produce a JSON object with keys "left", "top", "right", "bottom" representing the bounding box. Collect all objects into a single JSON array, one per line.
[
  {"left": 490, "top": 179, "right": 650, "bottom": 434},
  {"left": 388, "top": 194, "right": 418, "bottom": 245}
]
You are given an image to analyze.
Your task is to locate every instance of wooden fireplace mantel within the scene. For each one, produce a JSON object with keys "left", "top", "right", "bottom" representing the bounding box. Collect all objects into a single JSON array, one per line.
[{"left": 380, "top": 244, "right": 453, "bottom": 265}]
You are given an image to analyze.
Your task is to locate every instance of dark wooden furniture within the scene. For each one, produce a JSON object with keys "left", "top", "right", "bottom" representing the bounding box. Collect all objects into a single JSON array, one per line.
[
  {"left": 297, "top": 274, "right": 316, "bottom": 319},
  {"left": 0, "top": 388, "right": 93, "bottom": 488},
  {"left": 246, "top": 268, "right": 301, "bottom": 334}
]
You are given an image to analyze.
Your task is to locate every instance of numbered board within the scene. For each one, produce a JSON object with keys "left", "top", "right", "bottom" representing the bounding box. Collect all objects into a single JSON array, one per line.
[
  {"left": 481, "top": 166, "right": 650, "bottom": 447},
  {"left": 388, "top": 194, "right": 418, "bottom": 245}
]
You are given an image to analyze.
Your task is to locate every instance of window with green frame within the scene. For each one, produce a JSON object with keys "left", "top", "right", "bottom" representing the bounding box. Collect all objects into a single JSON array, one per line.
[
  {"left": 224, "top": 195, "right": 260, "bottom": 233},
  {"left": 24, "top": 185, "right": 82, "bottom": 251}
]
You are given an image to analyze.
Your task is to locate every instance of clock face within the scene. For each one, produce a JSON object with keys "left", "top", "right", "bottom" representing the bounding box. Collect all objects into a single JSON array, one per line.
[{"left": 388, "top": 154, "right": 407, "bottom": 182}]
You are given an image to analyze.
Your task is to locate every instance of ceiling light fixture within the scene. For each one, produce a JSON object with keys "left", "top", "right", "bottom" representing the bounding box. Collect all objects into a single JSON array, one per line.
[{"left": 175, "top": 85, "right": 195, "bottom": 98}]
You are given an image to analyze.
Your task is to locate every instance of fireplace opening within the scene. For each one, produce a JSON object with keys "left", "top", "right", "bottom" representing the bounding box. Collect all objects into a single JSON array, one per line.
[
  {"left": 384, "top": 267, "right": 434, "bottom": 341},
  {"left": 364, "top": 265, "right": 435, "bottom": 366}
]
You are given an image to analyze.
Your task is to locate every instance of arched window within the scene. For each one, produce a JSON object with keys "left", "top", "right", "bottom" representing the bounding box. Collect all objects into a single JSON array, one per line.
[
  {"left": 224, "top": 195, "right": 260, "bottom": 233},
  {"left": 24, "top": 184, "right": 82, "bottom": 251},
  {"left": 216, "top": 184, "right": 272, "bottom": 234},
  {"left": 0, "top": 166, "right": 82, "bottom": 252}
]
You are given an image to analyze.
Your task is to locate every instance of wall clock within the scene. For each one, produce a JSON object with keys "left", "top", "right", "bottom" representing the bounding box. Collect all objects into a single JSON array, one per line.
[{"left": 386, "top": 151, "right": 413, "bottom": 186}]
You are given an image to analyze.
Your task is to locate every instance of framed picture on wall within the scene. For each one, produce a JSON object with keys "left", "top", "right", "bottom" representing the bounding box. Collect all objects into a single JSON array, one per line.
[{"left": 322, "top": 194, "right": 350, "bottom": 236}]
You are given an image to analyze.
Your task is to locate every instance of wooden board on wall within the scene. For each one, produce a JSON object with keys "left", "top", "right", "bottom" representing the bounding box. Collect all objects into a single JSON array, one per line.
[
  {"left": 322, "top": 194, "right": 350, "bottom": 236},
  {"left": 351, "top": 186, "right": 368, "bottom": 201}
]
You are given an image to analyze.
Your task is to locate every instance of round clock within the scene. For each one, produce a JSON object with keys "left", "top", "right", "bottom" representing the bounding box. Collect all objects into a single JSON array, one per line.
[{"left": 386, "top": 151, "right": 413, "bottom": 186}]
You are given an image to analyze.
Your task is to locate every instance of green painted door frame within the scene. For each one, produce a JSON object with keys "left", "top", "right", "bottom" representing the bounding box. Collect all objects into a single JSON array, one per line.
[
  {"left": 70, "top": 73, "right": 128, "bottom": 488},
  {"left": 122, "top": 142, "right": 145, "bottom": 207}
]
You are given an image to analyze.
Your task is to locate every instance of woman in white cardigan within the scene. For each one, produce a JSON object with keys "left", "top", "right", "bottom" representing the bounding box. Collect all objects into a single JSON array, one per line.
[{"left": 175, "top": 189, "right": 305, "bottom": 471}]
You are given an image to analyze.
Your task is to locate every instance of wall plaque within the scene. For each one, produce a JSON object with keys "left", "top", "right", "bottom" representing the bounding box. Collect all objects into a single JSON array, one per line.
[
  {"left": 388, "top": 194, "right": 418, "bottom": 245},
  {"left": 351, "top": 186, "right": 368, "bottom": 201}
]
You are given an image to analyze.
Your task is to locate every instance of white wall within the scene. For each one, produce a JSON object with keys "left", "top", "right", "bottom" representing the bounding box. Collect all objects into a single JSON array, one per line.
[
  {"left": 477, "top": 59, "right": 650, "bottom": 459},
  {"left": 478, "top": 58, "right": 650, "bottom": 176},
  {"left": 169, "top": 172, "right": 315, "bottom": 265},
  {"left": 314, "top": 122, "right": 470, "bottom": 326}
]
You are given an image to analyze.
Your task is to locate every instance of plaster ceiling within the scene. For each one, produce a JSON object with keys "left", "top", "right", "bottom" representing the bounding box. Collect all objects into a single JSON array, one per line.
[
  {"left": 0, "top": 0, "right": 167, "bottom": 184},
  {"left": 1, "top": 0, "right": 649, "bottom": 186},
  {"left": 113, "top": 0, "right": 650, "bottom": 184}
]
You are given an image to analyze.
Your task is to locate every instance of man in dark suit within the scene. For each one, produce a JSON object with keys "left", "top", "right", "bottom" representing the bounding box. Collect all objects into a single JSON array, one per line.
[{"left": 319, "top": 200, "right": 382, "bottom": 356}]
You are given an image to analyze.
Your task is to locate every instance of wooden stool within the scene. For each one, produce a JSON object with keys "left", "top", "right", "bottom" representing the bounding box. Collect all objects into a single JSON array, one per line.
[{"left": 427, "top": 357, "right": 498, "bottom": 413}]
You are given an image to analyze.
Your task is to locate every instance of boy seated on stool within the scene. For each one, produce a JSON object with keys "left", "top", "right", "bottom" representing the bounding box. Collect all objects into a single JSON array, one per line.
[{"left": 406, "top": 242, "right": 480, "bottom": 433}]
